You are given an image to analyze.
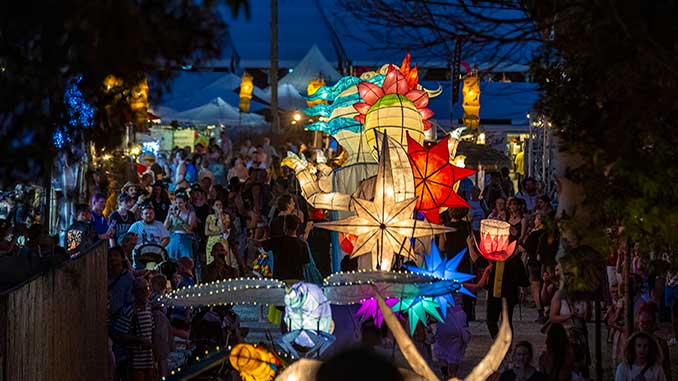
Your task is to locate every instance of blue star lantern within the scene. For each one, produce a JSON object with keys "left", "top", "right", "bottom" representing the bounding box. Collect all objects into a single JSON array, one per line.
[{"left": 400, "top": 241, "right": 476, "bottom": 328}]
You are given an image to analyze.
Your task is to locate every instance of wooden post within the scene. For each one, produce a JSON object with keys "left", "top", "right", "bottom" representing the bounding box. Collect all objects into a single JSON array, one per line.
[{"left": 270, "top": 0, "right": 279, "bottom": 134}]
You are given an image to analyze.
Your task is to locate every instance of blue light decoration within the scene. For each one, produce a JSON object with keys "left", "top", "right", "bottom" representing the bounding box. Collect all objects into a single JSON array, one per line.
[
  {"left": 65, "top": 75, "right": 94, "bottom": 128},
  {"left": 393, "top": 241, "right": 476, "bottom": 334},
  {"left": 54, "top": 75, "right": 94, "bottom": 149}
]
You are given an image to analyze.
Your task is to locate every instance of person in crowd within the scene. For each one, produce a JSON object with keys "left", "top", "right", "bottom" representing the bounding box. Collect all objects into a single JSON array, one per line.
[
  {"left": 535, "top": 195, "right": 553, "bottom": 216},
  {"left": 524, "top": 212, "right": 558, "bottom": 322},
  {"left": 637, "top": 302, "right": 671, "bottom": 381},
  {"left": 190, "top": 185, "right": 211, "bottom": 265},
  {"left": 107, "top": 246, "right": 135, "bottom": 318},
  {"left": 500, "top": 167, "right": 515, "bottom": 198},
  {"left": 207, "top": 147, "right": 226, "bottom": 186},
  {"left": 110, "top": 277, "right": 155, "bottom": 381},
  {"left": 204, "top": 199, "right": 230, "bottom": 265},
  {"left": 262, "top": 137, "right": 279, "bottom": 166},
  {"left": 150, "top": 183, "right": 171, "bottom": 223},
  {"left": 539, "top": 322, "right": 576, "bottom": 381},
  {"left": 108, "top": 193, "right": 137, "bottom": 247},
  {"left": 441, "top": 207, "right": 476, "bottom": 320},
  {"left": 469, "top": 236, "right": 529, "bottom": 339},
  {"left": 164, "top": 192, "right": 196, "bottom": 260},
  {"left": 219, "top": 132, "right": 233, "bottom": 162},
  {"left": 467, "top": 187, "right": 485, "bottom": 238},
  {"left": 198, "top": 164, "right": 214, "bottom": 194},
  {"left": 615, "top": 332, "right": 666, "bottom": 381},
  {"left": 482, "top": 172, "right": 508, "bottom": 213},
  {"left": 92, "top": 192, "right": 114, "bottom": 242},
  {"left": 66, "top": 203, "right": 97, "bottom": 254},
  {"left": 435, "top": 263, "right": 493, "bottom": 378},
  {"left": 549, "top": 277, "right": 592, "bottom": 378},
  {"left": 540, "top": 266, "right": 558, "bottom": 321},
  {"left": 239, "top": 139, "right": 256, "bottom": 157},
  {"left": 119, "top": 232, "right": 138, "bottom": 267},
  {"left": 173, "top": 150, "right": 188, "bottom": 189},
  {"left": 507, "top": 197, "right": 528, "bottom": 244},
  {"left": 202, "top": 242, "right": 239, "bottom": 283},
  {"left": 664, "top": 271, "right": 678, "bottom": 345},
  {"left": 516, "top": 177, "right": 539, "bottom": 212},
  {"left": 139, "top": 173, "right": 154, "bottom": 195},
  {"left": 127, "top": 204, "right": 169, "bottom": 249},
  {"left": 261, "top": 216, "right": 309, "bottom": 282},
  {"left": 227, "top": 157, "right": 250, "bottom": 184},
  {"left": 150, "top": 274, "right": 173, "bottom": 380},
  {"left": 500, "top": 341, "right": 546, "bottom": 381},
  {"left": 269, "top": 194, "right": 301, "bottom": 238},
  {"left": 315, "top": 347, "right": 404, "bottom": 381},
  {"left": 488, "top": 197, "right": 508, "bottom": 221}
]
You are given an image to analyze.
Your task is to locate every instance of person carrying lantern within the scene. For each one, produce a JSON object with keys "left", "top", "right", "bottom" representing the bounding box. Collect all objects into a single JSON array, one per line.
[{"left": 468, "top": 219, "right": 529, "bottom": 339}]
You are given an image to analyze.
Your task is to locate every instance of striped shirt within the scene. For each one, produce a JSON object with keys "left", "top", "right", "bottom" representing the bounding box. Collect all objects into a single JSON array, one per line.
[{"left": 112, "top": 303, "right": 155, "bottom": 369}]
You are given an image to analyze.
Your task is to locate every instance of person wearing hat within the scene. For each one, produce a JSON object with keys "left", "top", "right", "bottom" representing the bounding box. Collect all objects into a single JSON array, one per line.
[{"left": 127, "top": 204, "right": 169, "bottom": 250}]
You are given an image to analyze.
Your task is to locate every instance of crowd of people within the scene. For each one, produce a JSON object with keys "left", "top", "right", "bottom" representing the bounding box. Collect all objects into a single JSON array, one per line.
[{"left": 0, "top": 131, "right": 675, "bottom": 381}]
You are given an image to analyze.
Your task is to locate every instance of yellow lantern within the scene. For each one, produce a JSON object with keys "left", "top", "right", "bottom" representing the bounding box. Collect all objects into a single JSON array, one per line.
[
  {"left": 229, "top": 343, "right": 279, "bottom": 381},
  {"left": 306, "top": 77, "right": 326, "bottom": 107},
  {"left": 130, "top": 77, "right": 149, "bottom": 128},
  {"left": 462, "top": 72, "right": 480, "bottom": 129},
  {"left": 240, "top": 73, "right": 254, "bottom": 113}
]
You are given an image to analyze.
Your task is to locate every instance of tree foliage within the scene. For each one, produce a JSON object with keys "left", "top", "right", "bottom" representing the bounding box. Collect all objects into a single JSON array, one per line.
[
  {"left": 531, "top": 0, "right": 678, "bottom": 257},
  {"left": 0, "top": 0, "right": 248, "bottom": 185}
]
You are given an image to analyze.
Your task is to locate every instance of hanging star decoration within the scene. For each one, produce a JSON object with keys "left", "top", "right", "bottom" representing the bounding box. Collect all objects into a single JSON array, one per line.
[
  {"left": 355, "top": 297, "right": 400, "bottom": 327},
  {"left": 314, "top": 132, "right": 453, "bottom": 270},
  {"left": 406, "top": 134, "right": 477, "bottom": 224},
  {"left": 403, "top": 241, "right": 476, "bottom": 319},
  {"left": 392, "top": 296, "right": 444, "bottom": 335}
]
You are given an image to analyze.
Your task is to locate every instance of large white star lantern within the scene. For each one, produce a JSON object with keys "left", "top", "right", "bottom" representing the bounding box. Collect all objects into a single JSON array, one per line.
[{"left": 315, "top": 132, "right": 453, "bottom": 270}]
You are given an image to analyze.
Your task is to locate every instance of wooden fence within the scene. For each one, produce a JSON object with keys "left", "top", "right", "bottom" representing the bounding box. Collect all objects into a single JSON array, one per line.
[{"left": 0, "top": 243, "right": 109, "bottom": 381}]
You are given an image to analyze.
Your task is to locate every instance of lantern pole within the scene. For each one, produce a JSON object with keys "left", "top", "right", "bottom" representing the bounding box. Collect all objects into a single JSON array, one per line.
[{"left": 270, "top": 0, "right": 280, "bottom": 134}]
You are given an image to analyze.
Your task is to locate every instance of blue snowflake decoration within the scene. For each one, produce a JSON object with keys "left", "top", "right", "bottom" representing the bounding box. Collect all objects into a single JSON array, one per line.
[
  {"left": 398, "top": 241, "right": 475, "bottom": 332},
  {"left": 65, "top": 75, "right": 94, "bottom": 128}
]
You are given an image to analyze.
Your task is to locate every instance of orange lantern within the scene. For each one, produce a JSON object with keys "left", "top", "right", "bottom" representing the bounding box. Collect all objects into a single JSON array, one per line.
[
  {"left": 406, "top": 134, "right": 476, "bottom": 224},
  {"left": 462, "top": 69, "right": 480, "bottom": 129},
  {"left": 240, "top": 72, "right": 254, "bottom": 113},
  {"left": 229, "top": 343, "right": 279, "bottom": 381},
  {"left": 306, "top": 77, "right": 326, "bottom": 107}
]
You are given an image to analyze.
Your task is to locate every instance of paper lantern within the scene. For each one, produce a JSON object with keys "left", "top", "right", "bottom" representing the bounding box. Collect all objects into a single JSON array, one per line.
[
  {"left": 240, "top": 72, "right": 254, "bottom": 113},
  {"left": 103, "top": 74, "right": 123, "bottom": 91},
  {"left": 315, "top": 132, "right": 453, "bottom": 270},
  {"left": 403, "top": 242, "right": 474, "bottom": 319},
  {"left": 462, "top": 70, "right": 480, "bottom": 129},
  {"left": 406, "top": 134, "right": 476, "bottom": 224},
  {"left": 355, "top": 297, "right": 400, "bottom": 327},
  {"left": 229, "top": 343, "right": 279, "bottom": 381},
  {"left": 284, "top": 282, "right": 332, "bottom": 333},
  {"left": 306, "top": 77, "right": 326, "bottom": 107},
  {"left": 353, "top": 56, "right": 432, "bottom": 160},
  {"left": 478, "top": 219, "right": 516, "bottom": 261}
]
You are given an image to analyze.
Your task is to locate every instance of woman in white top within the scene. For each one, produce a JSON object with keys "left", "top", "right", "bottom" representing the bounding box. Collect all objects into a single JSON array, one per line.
[{"left": 615, "top": 332, "right": 666, "bottom": 381}]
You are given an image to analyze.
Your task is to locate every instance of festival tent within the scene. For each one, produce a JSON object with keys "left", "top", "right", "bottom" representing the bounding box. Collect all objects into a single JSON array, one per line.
[
  {"left": 279, "top": 45, "right": 342, "bottom": 93},
  {"left": 161, "top": 97, "right": 267, "bottom": 126},
  {"left": 255, "top": 83, "right": 308, "bottom": 111},
  {"left": 156, "top": 71, "right": 267, "bottom": 113}
]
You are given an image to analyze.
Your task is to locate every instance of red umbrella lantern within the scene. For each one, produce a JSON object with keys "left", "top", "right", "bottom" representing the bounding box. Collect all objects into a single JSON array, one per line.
[
  {"left": 406, "top": 134, "right": 476, "bottom": 224},
  {"left": 478, "top": 219, "right": 516, "bottom": 261}
]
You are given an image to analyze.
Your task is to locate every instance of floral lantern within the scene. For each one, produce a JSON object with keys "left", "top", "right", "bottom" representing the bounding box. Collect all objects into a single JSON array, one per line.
[
  {"left": 478, "top": 219, "right": 516, "bottom": 261},
  {"left": 240, "top": 72, "right": 254, "bottom": 113},
  {"left": 478, "top": 219, "right": 516, "bottom": 298},
  {"left": 229, "top": 343, "right": 279, "bottom": 381},
  {"left": 461, "top": 63, "right": 480, "bottom": 129},
  {"left": 353, "top": 54, "right": 433, "bottom": 160},
  {"left": 306, "top": 77, "right": 326, "bottom": 107}
]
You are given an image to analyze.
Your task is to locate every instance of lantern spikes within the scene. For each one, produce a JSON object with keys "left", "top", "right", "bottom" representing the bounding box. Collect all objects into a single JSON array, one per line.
[
  {"left": 314, "top": 132, "right": 454, "bottom": 270},
  {"left": 355, "top": 297, "right": 400, "bottom": 327},
  {"left": 406, "top": 134, "right": 477, "bottom": 224},
  {"left": 404, "top": 242, "right": 475, "bottom": 319}
]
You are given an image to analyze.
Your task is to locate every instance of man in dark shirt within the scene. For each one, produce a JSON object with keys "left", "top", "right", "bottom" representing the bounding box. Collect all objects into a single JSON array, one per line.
[{"left": 262, "top": 216, "right": 309, "bottom": 281}]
